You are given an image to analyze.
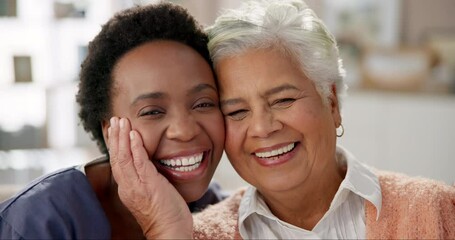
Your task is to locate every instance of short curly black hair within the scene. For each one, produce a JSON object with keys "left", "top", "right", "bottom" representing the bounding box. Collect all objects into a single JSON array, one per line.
[{"left": 76, "top": 2, "right": 212, "bottom": 154}]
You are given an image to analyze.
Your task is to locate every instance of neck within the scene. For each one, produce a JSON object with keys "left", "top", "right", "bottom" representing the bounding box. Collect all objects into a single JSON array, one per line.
[{"left": 259, "top": 159, "right": 345, "bottom": 230}]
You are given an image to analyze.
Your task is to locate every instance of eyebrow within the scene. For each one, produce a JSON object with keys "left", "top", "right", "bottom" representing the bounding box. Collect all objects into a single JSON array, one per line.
[
  {"left": 220, "top": 83, "right": 299, "bottom": 107},
  {"left": 264, "top": 84, "right": 299, "bottom": 96},
  {"left": 220, "top": 98, "right": 243, "bottom": 108},
  {"left": 131, "top": 92, "right": 166, "bottom": 106},
  {"left": 131, "top": 83, "right": 217, "bottom": 106},
  {"left": 188, "top": 83, "right": 218, "bottom": 95}
]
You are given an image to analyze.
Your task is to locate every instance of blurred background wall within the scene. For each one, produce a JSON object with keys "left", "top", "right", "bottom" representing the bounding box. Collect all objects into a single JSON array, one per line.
[{"left": 1, "top": 0, "right": 454, "bottom": 198}]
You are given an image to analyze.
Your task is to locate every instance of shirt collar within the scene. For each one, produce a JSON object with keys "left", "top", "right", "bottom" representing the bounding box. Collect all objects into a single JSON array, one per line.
[
  {"left": 238, "top": 145, "right": 382, "bottom": 227},
  {"left": 332, "top": 145, "right": 382, "bottom": 220},
  {"left": 238, "top": 186, "right": 262, "bottom": 224}
]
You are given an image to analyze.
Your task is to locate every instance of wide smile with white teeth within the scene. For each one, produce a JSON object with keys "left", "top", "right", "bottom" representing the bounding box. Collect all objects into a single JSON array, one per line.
[
  {"left": 255, "top": 143, "right": 295, "bottom": 158},
  {"left": 159, "top": 152, "right": 204, "bottom": 172}
]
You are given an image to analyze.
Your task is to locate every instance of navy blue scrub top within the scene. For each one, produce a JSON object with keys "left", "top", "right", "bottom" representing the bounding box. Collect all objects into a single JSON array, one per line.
[{"left": 0, "top": 162, "right": 227, "bottom": 239}]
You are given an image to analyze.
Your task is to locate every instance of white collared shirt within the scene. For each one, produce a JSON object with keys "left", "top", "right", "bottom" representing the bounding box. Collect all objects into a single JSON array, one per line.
[{"left": 238, "top": 146, "right": 382, "bottom": 239}]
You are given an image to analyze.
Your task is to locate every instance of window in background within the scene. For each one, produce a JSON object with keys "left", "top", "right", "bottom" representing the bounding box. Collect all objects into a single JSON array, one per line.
[
  {"left": 322, "top": 0, "right": 401, "bottom": 89},
  {"left": 0, "top": 86, "right": 47, "bottom": 150},
  {"left": 53, "top": 0, "right": 88, "bottom": 19},
  {"left": 13, "top": 56, "right": 33, "bottom": 83},
  {"left": 0, "top": 0, "right": 17, "bottom": 17}
]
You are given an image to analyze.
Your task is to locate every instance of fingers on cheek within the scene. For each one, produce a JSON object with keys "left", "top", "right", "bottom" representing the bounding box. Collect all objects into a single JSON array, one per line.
[
  {"left": 108, "top": 117, "right": 120, "bottom": 151},
  {"left": 118, "top": 151, "right": 132, "bottom": 166},
  {"left": 118, "top": 123, "right": 131, "bottom": 155},
  {"left": 129, "top": 131, "right": 138, "bottom": 150},
  {"left": 130, "top": 134, "right": 144, "bottom": 160}
]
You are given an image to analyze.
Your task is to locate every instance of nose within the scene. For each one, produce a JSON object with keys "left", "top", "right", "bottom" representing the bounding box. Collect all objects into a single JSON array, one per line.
[
  {"left": 166, "top": 113, "right": 201, "bottom": 142},
  {"left": 247, "top": 106, "right": 282, "bottom": 138}
]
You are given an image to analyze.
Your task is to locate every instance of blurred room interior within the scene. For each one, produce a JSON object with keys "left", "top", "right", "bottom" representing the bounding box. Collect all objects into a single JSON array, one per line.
[{"left": 1, "top": 0, "right": 454, "bottom": 200}]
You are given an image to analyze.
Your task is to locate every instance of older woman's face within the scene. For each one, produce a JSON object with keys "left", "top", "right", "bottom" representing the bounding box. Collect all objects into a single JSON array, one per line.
[
  {"left": 217, "top": 48, "right": 341, "bottom": 193},
  {"left": 106, "top": 41, "right": 225, "bottom": 202}
]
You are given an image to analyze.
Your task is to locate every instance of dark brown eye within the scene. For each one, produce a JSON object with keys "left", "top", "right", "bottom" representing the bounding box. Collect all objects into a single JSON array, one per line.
[
  {"left": 194, "top": 102, "right": 215, "bottom": 109},
  {"left": 272, "top": 98, "right": 295, "bottom": 108},
  {"left": 139, "top": 107, "right": 165, "bottom": 119},
  {"left": 193, "top": 98, "right": 217, "bottom": 112}
]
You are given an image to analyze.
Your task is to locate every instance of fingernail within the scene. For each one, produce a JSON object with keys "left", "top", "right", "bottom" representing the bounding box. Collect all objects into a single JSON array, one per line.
[
  {"left": 110, "top": 117, "right": 116, "bottom": 127},
  {"left": 120, "top": 118, "right": 125, "bottom": 129},
  {"left": 129, "top": 131, "right": 134, "bottom": 140}
]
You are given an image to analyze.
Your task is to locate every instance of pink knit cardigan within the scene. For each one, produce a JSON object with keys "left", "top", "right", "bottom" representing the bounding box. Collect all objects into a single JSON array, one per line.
[{"left": 193, "top": 171, "right": 455, "bottom": 239}]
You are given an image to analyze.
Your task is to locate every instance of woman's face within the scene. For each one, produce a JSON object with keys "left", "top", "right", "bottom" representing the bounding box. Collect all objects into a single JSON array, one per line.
[
  {"left": 105, "top": 41, "right": 224, "bottom": 202},
  {"left": 217, "top": 48, "right": 341, "bottom": 194}
]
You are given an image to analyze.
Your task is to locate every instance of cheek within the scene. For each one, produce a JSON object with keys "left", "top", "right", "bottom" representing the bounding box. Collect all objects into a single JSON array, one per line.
[
  {"left": 287, "top": 110, "right": 315, "bottom": 130},
  {"left": 224, "top": 121, "right": 244, "bottom": 156},
  {"left": 286, "top": 103, "right": 327, "bottom": 130},
  {"left": 203, "top": 113, "right": 225, "bottom": 147},
  {"left": 287, "top": 108, "right": 335, "bottom": 145},
  {"left": 224, "top": 123, "right": 250, "bottom": 179}
]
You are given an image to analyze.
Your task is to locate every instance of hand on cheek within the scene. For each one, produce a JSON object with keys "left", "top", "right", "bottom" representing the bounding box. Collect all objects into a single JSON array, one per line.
[{"left": 108, "top": 117, "right": 193, "bottom": 239}]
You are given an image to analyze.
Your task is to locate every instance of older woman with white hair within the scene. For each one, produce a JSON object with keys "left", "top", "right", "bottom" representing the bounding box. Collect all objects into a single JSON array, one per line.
[
  {"left": 191, "top": 0, "right": 455, "bottom": 239},
  {"left": 111, "top": 0, "right": 455, "bottom": 239}
]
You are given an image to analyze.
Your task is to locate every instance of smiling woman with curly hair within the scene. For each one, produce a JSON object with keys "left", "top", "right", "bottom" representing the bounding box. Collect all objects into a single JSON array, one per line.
[{"left": 0, "top": 2, "right": 226, "bottom": 239}]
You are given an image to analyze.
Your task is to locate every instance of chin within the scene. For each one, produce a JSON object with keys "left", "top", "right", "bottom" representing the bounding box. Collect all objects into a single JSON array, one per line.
[
  {"left": 249, "top": 175, "right": 301, "bottom": 194},
  {"left": 176, "top": 181, "right": 209, "bottom": 203}
]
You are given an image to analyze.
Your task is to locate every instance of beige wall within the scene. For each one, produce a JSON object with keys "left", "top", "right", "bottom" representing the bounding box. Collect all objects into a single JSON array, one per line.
[
  {"left": 402, "top": 0, "right": 455, "bottom": 45},
  {"left": 173, "top": 0, "right": 243, "bottom": 26},
  {"left": 180, "top": 0, "right": 325, "bottom": 26}
]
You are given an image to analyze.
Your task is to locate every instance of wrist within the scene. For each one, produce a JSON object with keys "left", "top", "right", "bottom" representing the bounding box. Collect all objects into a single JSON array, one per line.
[
  {"left": 143, "top": 217, "right": 193, "bottom": 239},
  {"left": 144, "top": 226, "right": 193, "bottom": 239}
]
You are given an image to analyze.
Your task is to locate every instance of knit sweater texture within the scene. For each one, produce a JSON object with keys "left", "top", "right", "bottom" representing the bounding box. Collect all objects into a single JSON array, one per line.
[{"left": 193, "top": 171, "right": 455, "bottom": 239}]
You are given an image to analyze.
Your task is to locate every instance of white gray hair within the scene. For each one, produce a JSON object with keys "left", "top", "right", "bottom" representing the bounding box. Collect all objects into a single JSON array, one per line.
[{"left": 206, "top": 0, "right": 347, "bottom": 106}]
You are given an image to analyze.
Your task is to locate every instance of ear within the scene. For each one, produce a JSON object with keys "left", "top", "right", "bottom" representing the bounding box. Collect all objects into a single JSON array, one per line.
[
  {"left": 329, "top": 84, "right": 342, "bottom": 128},
  {"left": 101, "top": 119, "right": 110, "bottom": 147}
]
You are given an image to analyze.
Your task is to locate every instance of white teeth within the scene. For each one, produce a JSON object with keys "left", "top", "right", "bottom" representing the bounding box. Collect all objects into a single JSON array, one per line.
[
  {"left": 174, "top": 163, "right": 201, "bottom": 172},
  {"left": 182, "top": 158, "right": 188, "bottom": 166},
  {"left": 159, "top": 153, "right": 204, "bottom": 171},
  {"left": 255, "top": 143, "right": 295, "bottom": 158}
]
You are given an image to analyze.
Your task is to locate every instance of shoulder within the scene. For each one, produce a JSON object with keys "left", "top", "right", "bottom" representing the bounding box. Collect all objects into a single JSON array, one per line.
[
  {"left": 377, "top": 171, "right": 455, "bottom": 203},
  {"left": 1, "top": 168, "right": 85, "bottom": 210},
  {"left": 0, "top": 168, "right": 110, "bottom": 239},
  {"left": 366, "top": 171, "right": 455, "bottom": 239},
  {"left": 193, "top": 188, "right": 245, "bottom": 239}
]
